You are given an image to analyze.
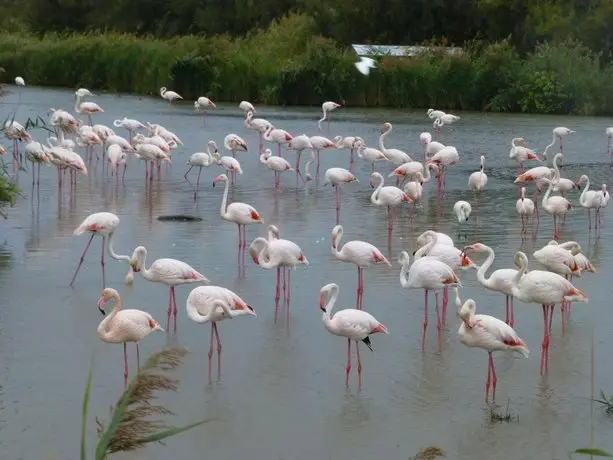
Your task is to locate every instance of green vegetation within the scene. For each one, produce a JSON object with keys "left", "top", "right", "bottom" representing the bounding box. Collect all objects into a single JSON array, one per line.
[
  {"left": 1, "top": 1, "right": 613, "bottom": 114},
  {"left": 80, "top": 348, "right": 208, "bottom": 460},
  {"left": 0, "top": 67, "right": 20, "bottom": 219},
  {"left": 593, "top": 390, "right": 613, "bottom": 416}
]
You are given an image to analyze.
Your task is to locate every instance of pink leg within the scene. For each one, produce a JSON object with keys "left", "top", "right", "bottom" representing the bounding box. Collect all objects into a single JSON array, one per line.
[
  {"left": 540, "top": 304, "right": 550, "bottom": 375},
  {"left": 166, "top": 288, "right": 172, "bottom": 330},
  {"left": 237, "top": 224, "right": 242, "bottom": 249},
  {"left": 286, "top": 267, "right": 292, "bottom": 328},
  {"left": 195, "top": 167, "right": 202, "bottom": 197},
  {"left": 442, "top": 287, "right": 448, "bottom": 325},
  {"left": 435, "top": 290, "right": 442, "bottom": 352},
  {"left": 485, "top": 351, "right": 491, "bottom": 403},
  {"left": 171, "top": 286, "right": 178, "bottom": 331},
  {"left": 356, "top": 267, "right": 364, "bottom": 310},
  {"left": 316, "top": 151, "right": 321, "bottom": 176},
  {"left": 69, "top": 233, "right": 95, "bottom": 287},
  {"left": 345, "top": 339, "right": 351, "bottom": 387},
  {"left": 490, "top": 352, "right": 497, "bottom": 402},
  {"left": 505, "top": 296, "right": 510, "bottom": 325},
  {"left": 282, "top": 267, "right": 287, "bottom": 308},
  {"left": 422, "top": 290, "right": 429, "bottom": 351},
  {"left": 123, "top": 342, "right": 129, "bottom": 389},
  {"left": 136, "top": 343, "right": 140, "bottom": 369},
  {"left": 356, "top": 341, "right": 363, "bottom": 391},
  {"left": 510, "top": 297, "right": 515, "bottom": 327},
  {"left": 214, "top": 323, "right": 222, "bottom": 380},
  {"left": 100, "top": 236, "right": 106, "bottom": 288},
  {"left": 207, "top": 322, "right": 214, "bottom": 381},
  {"left": 274, "top": 267, "right": 281, "bottom": 323}
]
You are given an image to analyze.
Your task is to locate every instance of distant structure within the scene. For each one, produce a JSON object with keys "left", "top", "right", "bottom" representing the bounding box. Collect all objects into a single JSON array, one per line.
[{"left": 351, "top": 44, "right": 463, "bottom": 58}]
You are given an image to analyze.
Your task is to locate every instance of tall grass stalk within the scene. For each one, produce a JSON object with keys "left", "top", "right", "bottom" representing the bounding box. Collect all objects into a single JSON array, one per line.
[{"left": 1, "top": 15, "right": 613, "bottom": 114}]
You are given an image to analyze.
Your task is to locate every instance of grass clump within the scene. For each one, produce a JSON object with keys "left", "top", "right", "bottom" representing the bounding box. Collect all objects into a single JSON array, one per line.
[
  {"left": 593, "top": 389, "right": 613, "bottom": 416},
  {"left": 81, "top": 347, "right": 208, "bottom": 460},
  {"left": 488, "top": 399, "right": 519, "bottom": 423},
  {"left": 411, "top": 446, "right": 445, "bottom": 460}
]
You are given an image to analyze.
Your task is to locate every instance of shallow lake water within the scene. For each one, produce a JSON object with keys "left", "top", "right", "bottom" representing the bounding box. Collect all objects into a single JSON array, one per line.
[{"left": 1, "top": 86, "right": 613, "bottom": 460}]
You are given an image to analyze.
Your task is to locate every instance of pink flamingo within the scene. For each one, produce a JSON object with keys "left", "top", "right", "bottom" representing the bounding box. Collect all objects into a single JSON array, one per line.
[
  {"left": 426, "top": 146, "right": 459, "bottom": 197},
  {"left": 159, "top": 87, "right": 182, "bottom": 105},
  {"left": 379, "top": 122, "right": 412, "bottom": 185},
  {"left": 334, "top": 135, "right": 363, "bottom": 171},
  {"left": 456, "top": 292, "right": 529, "bottom": 403},
  {"left": 516, "top": 187, "right": 535, "bottom": 233},
  {"left": 330, "top": 225, "right": 391, "bottom": 310},
  {"left": 213, "top": 174, "right": 264, "bottom": 250},
  {"left": 468, "top": 155, "right": 488, "bottom": 220},
  {"left": 249, "top": 225, "right": 308, "bottom": 325},
  {"left": 74, "top": 91, "right": 103, "bottom": 126},
  {"left": 186, "top": 285, "right": 256, "bottom": 380},
  {"left": 541, "top": 160, "right": 572, "bottom": 239},
  {"left": 263, "top": 125, "right": 292, "bottom": 158},
  {"left": 509, "top": 137, "right": 542, "bottom": 173},
  {"left": 318, "top": 101, "right": 341, "bottom": 134},
  {"left": 319, "top": 283, "right": 388, "bottom": 390},
  {"left": 370, "top": 172, "right": 412, "bottom": 236},
  {"left": 511, "top": 251, "right": 588, "bottom": 375},
  {"left": 420, "top": 132, "right": 445, "bottom": 162},
  {"left": 352, "top": 139, "right": 388, "bottom": 183},
  {"left": 129, "top": 246, "right": 209, "bottom": 331},
  {"left": 244, "top": 110, "right": 273, "bottom": 153},
  {"left": 542, "top": 126, "right": 575, "bottom": 160},
  {"left": 578, "top": 174, "right": 607, "bottom": 230},
  {"left": 287, "top": 134, "right": 313, "bottom": 184},
  {"left": 96, "top": 288, "right": 164, "bottom": 388},
  {"left": 259, "top": 148, "right": 294, "bottom": 188},
  {"left": 323, "top": 167, "right": 358, "bottom": 224},
  {"left": 70, "top": 212, "right": 131, "bottom": 288},
  {"left": 309, "top": 135, "right": 337, "bottom": 176},
  {"left": 399, "top": 251, "right": 460, "bottom": 351},
  {"left": 460, "top": 243, "right": 520, "bottom": 327},
  {"left": 194, "top": 96, "right": 216, "bottom": 123}
]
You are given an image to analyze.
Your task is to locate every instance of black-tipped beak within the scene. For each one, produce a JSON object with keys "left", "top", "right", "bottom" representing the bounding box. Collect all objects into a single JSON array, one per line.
[
  {"left": 412, "top": 250, "right": 417, "bottom": 256},
  {"left": 465, "top": 217, "right": 469, "bottom": 221},
  {"left": 98, "top": 307, "right": 105, "bottom": 316},
  {"left": 247, "top": 305, "right": 254, "bottom": 312}
]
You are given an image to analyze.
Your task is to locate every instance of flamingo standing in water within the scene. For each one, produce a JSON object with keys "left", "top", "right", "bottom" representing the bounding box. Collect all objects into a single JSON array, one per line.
[
  {"left": 607, "top": 127, "right": 613, "bottom": 162},
  {"left": 287, "top": 134, "right": 313, "bottom": 184},
  {"left": 379, "top": 122, "right": 412, "bottom": 184},
  {"left": 194, "top": 96, "right": 216, "bottom": 123},
  {"left": 70, "top": 212, "right": 132, "bottom": 288},
  {"left": 511, "top": 251, "right": 588, "bottom": 375},
  {"left": 113, "top": 117, "right": 146, "bottom": 142},
  {"left": 432, "top": 115, "right": 460, "bottom": 141},
  {"left": 186, "top": 285, "right": 256, "bottom": 380},
  {"left": 309, "top": 135, "right": 337, "bottom": 176},
  {"left": 245, "top": 110, "right": 273, "bottom": 153},
  {"left": 249, "top": 225, "right": 308, "bottom": 325},
  {"left": 514, "top": 153, "right": 563, "bottom": 217},
  {"left": 223, "top": 134, "right": 248, "bottom": 184},
  {"left": 468, "top": 155, "right": 488, "bottom": 220},
  {"left": 24, "top": 141, "right": 50, "bottom": 186},
  {"left": 129, "top": 246, "right": 209, "bottom": 331},
  {"left": 370, "top": 172, "right": 411, "bottom": 236},
  {"left": 453, "top": 200, "right": 472, "bottom": 224},
  {"left": 509, "top": 137, "right": 542, "bottom": 172},
  {"left": 578, "top": 174, "right": 607, "bottom": 230},
  {"left": 213, "top": 174, "right": 264, "bottom": 250},
  {"left": 330, "top": 224, "right": 391, "bottom": 310},
  {"left": 461, "top": 243, "right": 520, "bottom": 326},
  {"left": 426, "top": 145, "right": 459, "bottom": 197},
  {"left": 239, "top": 100, "right": 256, "bottom": 114},
  {"left": 319, "top": 283, "right": 388, "bottom": 390},
  {"left": 259, "top": 148, "right": 294, "bottom": 188},
  {"left": 96, "top": 288, "right": 164, "bottom": 388},
  {"left": 540, "top": 160, "right": 572, "bottom": 239},
  {"left": 543, "top": 126, "right": 575, "bottom": 161},
  {"left": 334, "top": 135, "right": 363, "bottom": 171},
  {"left": 323, "top": 167, "right": 359, "bottom": 224},
  {"left": 263, "top": 125, "right": 292, "bottom": 158},
  {"left": 74, "top": 92, "right": 103, "bottom": 126},
  {"left": 456, "top": 293, "right": 529, "bottom": 403},
  {"left": 516, "top": 187, "right": 535, "bottom": 232},
  {"left": 160, "top": 87, "right": 183, "bottom": 105},
  {"left": 352, "top": 139, "right": 388, "bottom": 183},
  {"left": 318, "top": 101, "right": 341, "bottom": 134},
  {"left": 420, "top": 132, "right": 445, "bottom": 161},
  {"left": 398, "top": 251, "right": 460, "bottom": 351},
  {"left": 184, "top": 147, "right": 216, "bottom": 198}
]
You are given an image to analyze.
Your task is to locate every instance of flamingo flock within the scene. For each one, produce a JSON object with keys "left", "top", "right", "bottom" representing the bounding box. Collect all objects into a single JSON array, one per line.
[{"left": 1, "top": 81, "right": 609, "bottom": 404}]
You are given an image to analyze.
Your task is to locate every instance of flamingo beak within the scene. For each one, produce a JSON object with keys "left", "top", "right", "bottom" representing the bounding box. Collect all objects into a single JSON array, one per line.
[
  {"left": 96, "top": 296, "right": 106, "bottom": 315},
  {"left": 130, "top": 259, "right": 140, "bottom": 273},
  {"left": 249, "top": 247, "right": 260, "bottom": 265},
  {"left": 319, "top": 295, "right": 326, "bottom": 311}
]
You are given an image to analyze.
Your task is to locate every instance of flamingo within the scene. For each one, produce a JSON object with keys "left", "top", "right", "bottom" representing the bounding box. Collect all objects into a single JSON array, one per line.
[
  {"left": 287, "top": 134, "right": 313, "bottom": 184},
  {"left": 516, "top": 187, "right": 535, "bottom": 232},
  {"left": 432, "top": 114, "right": 460, "bottom": 140},
  {"left": 457, "top": 293, "right": 529, "bottom": 403},
  {"left": 263, "top": 125, "right": 292, "bottom": 158},
  {"left": 24, "top": 141, "right": 50, "bottom": 186},
  {"left": 541, "top": 159, "right": 572, "bottom": 239},
  {"left": 160, "top": 87, "right": 182, "bottom": 104},
  {"left": 330, "top": 224, "right": 391, "bottom": 310},
  {"left": 370, "top": 172, "right": 411, "bottom": 235},
  {"left": 389, "top": 160, "right": 436, "bottom": 186},
  {"left": 76, "top": 88, "right": 92, "bottom": 97},
  {"left": 402, "top": 171, "right": 430, "bottom": 221},
  {"left": 533, "top": 240, "right": 581, "bottom": 279},
  {"left": 354, "top": 56, "right": 377, "bottom": 75},
  {"left": 146, "top": 123, "right": 183, "bottom": 146},
  {"left": 578, "top": 174, "right": 607, "bottom": 230},
  {"left": 186, "top": 286, "right": 256, "bottom": 380},
  {"left": 509, "top": 137, "right": 542, "bottom": 172},
  {"left": 334, "top": 135, "right": 363, "bottom": 171},
  {"left": 543, "top": 126, "right": 575, "bottom": 160},
  {"left": 468, "top": 155, "right": 488, "bottom": 198},
  {"left": 194, "top": 96, "right": 216, "bottom": 123},
  {"left": 107, "top": 144, "right": 128, "bottom": 180},
  {"left": 461, "top": 243, "right": 520, "bottom": 326},
  {"left": 14, "top": 76, "right": 25, "bottom": 104},
  {"left": 318, "top": 101, "right": 341, "bottom": 134},
  {"left": 69, "top": 212, "right": 131, "bottom": 288},
  {"left": 511, "top": 251, "right": 588, "bottom": 374},
  {"left": 184, "top": 146, "right": 216, "bottom": 197},
  {"left": 113, "top": 117, "right": 146, "bottom": 142},
  {"left": 319, "top": 283, "right": 388, "bottom": 390},
  {"left": 426, "top": 146, "right": 459, "bottom": 196},
  {"left": 74, "top": 92, "right": 103, "bottom": 126},
  {"left": 133, "top": 141, "right": 171, "bottom": 181},
  {"left": 249, "top": 225, "right": 308, "bottom": 324},
  {"left": 223, "top": 134, "right": 248, "bottom": 184},
  {"left": 48, "top": 108, "right": 78, "bottom": 133},
  {"left": 96, "top": 288, "right": 164, "bottom": 388},
  {"left": 453, "top": 200, "right": 472, "bottom": 223},
  {"left": 212, "top": 174, "right": 264, "bottom": 249},
  {"left": 245, "top": 110, "right": 273, "bottom": 153},
  {"left": 427, "top": 109, "right": 446, "bottom": 119},
  {"left": 133, "top": 133, "right": 176, "bottom": 153},
  {"left": 259, "top": 148, "right": 294, "bottom": 188},
  {"left": 323, "top": 167, "right": 358, "bottom": 224},
  {"left": 309, "top": 135, "right": 337, "bottom": 176},
  {"left": 416, "top": 230, "right": 454, "bottom": 249},
  {"left": 129, "top": 246, "right": 209, "bottom": 330},
  {"left": 352, "top": 139, "right": 387, "bottom": 182},
  {"left": 420, "top": 132, "right": 445, "bottom": 161},
  {"left": 398, "top": 251, "right": 460, "bottom": 351},
  {"left": 379, "top": 123, "right": 412, "bottom": 183},
  {"left": 239, "top": 100, "right": 256, "bottom": 114}
]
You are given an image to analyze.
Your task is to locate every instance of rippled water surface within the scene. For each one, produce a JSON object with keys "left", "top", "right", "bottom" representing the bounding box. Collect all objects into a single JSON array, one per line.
[{"left": 1, "top": 86, "right": 613, "bottom": 459}]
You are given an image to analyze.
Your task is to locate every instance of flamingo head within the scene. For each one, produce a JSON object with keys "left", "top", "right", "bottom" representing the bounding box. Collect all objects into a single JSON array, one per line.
[
  {"left": 460, "top": 253, "right": 474, "bottom": 268},
  {"left": 419, "top": 132, "right": 431, "bottom": 145},
  {"left": 96, "top": 287, "right": 118, "bottom": 315},
  {"left": 233, "top": 298, "right": 256, "bottom": 315},
  {"left": 519, "top": 137, "right": 527, "bottom": 147},
  {"left": 567, "top": 202, "right": 573, "bottom": 210},
  {"left": 574, "top": 175, "right": 587, "bottom": 190},
  {"left": 460, "top": 243, "right": 484, "bottom": 256},
  {"left": 212, "top": 174, "right": 227, "bottom": 186},
  {"left": 380, "top": 122, "right": 391, "bottom": 134},
  {"left": 331, "top": 225, "right": 342, "bottom": 249},
  {"left": 319, "top": 293, "right": 327, "bottom": 312},
  {"left": 401, "top": 193, "right": 412, "bottom": 204},
  {"left": 269, "top": 224, "right": 281, "bottom": 239}
]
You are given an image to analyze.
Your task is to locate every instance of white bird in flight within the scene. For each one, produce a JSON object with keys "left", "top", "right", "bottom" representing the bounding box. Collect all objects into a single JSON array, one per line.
[{"left": 355, "top": 57, "right": 376, "bottom": 76}]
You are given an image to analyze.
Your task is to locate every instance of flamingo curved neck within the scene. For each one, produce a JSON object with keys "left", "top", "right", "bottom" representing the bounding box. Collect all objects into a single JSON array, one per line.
[
  {"left": 186, "top": 299, "right": 235, "bottom": 324},
  {"left": 254, "top": 239, "right": 277, "bottom": 269},
  {"left": 108, "top": 230, "right": 130, "bottom": 261},
  {"left": 542, "top": 171, "right": 557, "bottom": 210},
  {"left": 97, "top": 293, "right": 121, "bottom": 340},
  {"left": 543, "top": 133, "right": 557, "bottom": 160},
  {"left": 135, "top": 251, "right": 154, "bottom": 281},
  {"left": 475, "top": 245, "right": 496, "bottom": 289},
  {"left": 330, "top": 229, "right": 348, "bottom": 261},
  {"left": 322, "top": 285, "right": 340, "bottom": 324},
  {"left": 579, "top": 175, "right": 591, "bottom": 206},
  {"left": 414, "top": 233, "right": 436, "bottom": 259},
  {"left": 378, "top": 129, "right": 389, "bottom": 153},
  {"left": 218, "top": 177, "right": 230, "bottom": 218},
  {"left": 370, "top": 174, "right": 384, "bottom": 204},
  {"left": 511, "top": 138, "right": 521, "bottom": 148},
  {"left": 511, "top": 254, "right": 528, "bottom": 294},
  {"left": 399, "top": 255, "right": 410, "bottom": 288}
]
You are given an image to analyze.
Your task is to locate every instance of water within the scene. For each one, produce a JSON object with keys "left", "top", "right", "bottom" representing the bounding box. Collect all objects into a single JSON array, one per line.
[{"left": 1, "top": 86, "right": 612, "bottom": 460}]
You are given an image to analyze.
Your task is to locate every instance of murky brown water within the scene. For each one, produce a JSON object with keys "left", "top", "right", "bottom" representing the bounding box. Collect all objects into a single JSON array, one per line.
[{"left": 1, "top": 86, "right": 612, "bottom": 459}]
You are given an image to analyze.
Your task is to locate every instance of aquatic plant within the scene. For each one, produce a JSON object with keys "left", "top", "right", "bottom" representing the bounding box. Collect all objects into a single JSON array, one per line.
[
  {"left": 488, "top": 399, "right": 519, "bottom": 423},
  {"left": 574, "top": 448, "right": 613, "bottom": 457},
  {"left": 80, "top": 347, "right": 209, "bottom": 460},
  {"left": 411, "top": 446, "right": 445, "bottom": 459},
  {"left": 592, "top": 389, "right": 613, "bottom": 416}
]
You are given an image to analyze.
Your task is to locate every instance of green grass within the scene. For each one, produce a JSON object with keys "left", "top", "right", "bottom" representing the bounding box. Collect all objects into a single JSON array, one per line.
[{"left": 488, "top": 399, "right": 519, "bottom": 423}]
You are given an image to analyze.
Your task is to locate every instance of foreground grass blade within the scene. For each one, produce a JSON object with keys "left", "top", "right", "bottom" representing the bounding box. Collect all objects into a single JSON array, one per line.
[
  {"left": 575, "top": 448, "right": 613, "bottom": 457},
  {"left": 95, "top": 385, "right": 135, "bottom": 460},
  {"left": 135, "top": 420, "right": 211, "bottom": 446},
  {"left": 81, "top": 357, "right": 94, "bottom": 460}
]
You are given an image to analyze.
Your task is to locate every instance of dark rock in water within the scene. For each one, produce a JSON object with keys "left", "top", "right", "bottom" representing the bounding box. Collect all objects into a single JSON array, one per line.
[{"left": 157, "top": 215, "right": 203, "bottom": 222}]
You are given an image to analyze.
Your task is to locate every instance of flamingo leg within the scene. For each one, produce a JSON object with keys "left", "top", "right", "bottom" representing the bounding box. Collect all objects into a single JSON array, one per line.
[
  {"left": 124, "top": 342, "right": 129, "bottom": 389},
  {"left": 422, "top": 290, "right": 429, "bottom": 351},
  {"left": 208, "top": 322, "right": 214, "bottom": 380},
  {"left": 316, "top": 150, "right": 321, "bottom": 176},
  {"left": 553, "top": 215, "right": 558, "bottom": 240},
  {"left": 171, "top": 286, "right": 178, "bottom": 330},
  {"left": 335, "top": 185, "right": 341, "bottom": 225},
  {"left": 195, "top": 167, "right": 202, "bottom": 197},
  {"left": 356, "top": 341, "right": 363, "bottom": 391},
  {"left": 69, "top": 233, "right": 95, "bottom": 287},
  {"left": 442, "top": 286, "right": 448, "bottom": 326},
  {"left": 510, "top": 297, "right": 515, "bottom": 327},
  {"left": 136, "top": 342, "right": 140, "bottom": 370},
  {"left": 348, "top": 148, "right": 354, "bottom": 172},
  {"left": 485, "top": 351, "right": 491, "bottom": 403},
  {"left": 166, "top": 288, "right": 172, "bottom": 330},
  {"left": 214, "top": 322, "right": 222, "bottom": 380},
  {"left": 295, "top": 150, "right": 304, "bottom": 184},
  {"left": 435, "top": 290, "right": 442, "bottom": 352},
  {"left": 505, "top": 296, "right": 510, "bottom": 325},
  {"left": 356, "top": 267, "right": 364, "bottom": 310},
  {"left": 345, "top": 339, "right": 351, "bottom": 387},
  {"left": 274, "top": 267, "right": 281, "bottom": 324},
  {"left": 236, "top": 224, "right": 242, "bottom": 250},
  {"left": 286, "top": 267, "right": 292, "bottom": 328},
  {"left": 258, "top": 132, "right": 263, "bottom": 154},
  {"left": 282, "top": 266, "right": 287, "bottom": 308},
  {"left": 100, "top": 236, "right": 106, "bottom": 288},
  {"left": 540, "top": 304, "right": 550, "bottom": 375},
  {"left": 588, "top": 208, "right": 591, "bottom": 230}
]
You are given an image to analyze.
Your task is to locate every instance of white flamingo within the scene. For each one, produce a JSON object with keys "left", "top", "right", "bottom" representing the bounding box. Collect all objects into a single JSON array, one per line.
[
  {"left": 260, "top": 148, "right": 294, "bottom": 188},
  {"left": 160, "top": 87, "right": 182, "bottom": 104}
]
